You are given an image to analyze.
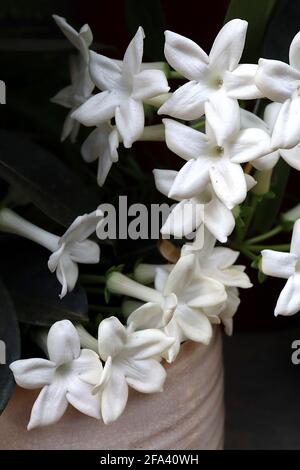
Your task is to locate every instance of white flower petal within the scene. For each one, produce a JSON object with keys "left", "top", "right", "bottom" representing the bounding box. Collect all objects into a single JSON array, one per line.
[
  {"left": 175, "top": 305, "right": 212, "bottom": 344},
  {"left": 163, "top": 118, "right": 209, "bottom": 161},
  {"left": 27, "top": 382, "right": 68, "bottom": 430},
  {"left": 10, "top": 358, "right": 55, "bottom": 389},
  {"left": 125, "top": 329, "right": 174, "bottom": 359},
  {"left": 255, "top": 58, "right": 300, "bottom": 102},
  {"left": 71, "top": 349, "right": 103, "bottom": 385},
  {"left": 163, "top": 317, "right": 183, "bottom": 363},
  {"left": 154, "top": 267, "right": 170, "bottom": 292},
  {"left": 168, "top": 158, "right": 211, "bottom": 200},
  {"left": 66, "top": 376, "right": 101, "bottom": 419},
  {"left": 47, "top": 320, "right": 81, "bottom": 365},
  {"left": 127, "top": 302, "right": 164, "bottom": 330},
  {"left": 230, "top": 128, "right": 272, "bottom": 164},
  {"left": 89, "top": 50, "right": 123, "bottom": 91},
  {"left": 264, "top": 102, "right": 282, "bottom": 131},
  {"left": 186, "top": 275, "right": 227, "bottom": 308},
  {"left": 205, "top": 90, "right": 240, "bottom": 146},
  {"left": 61, "top": 111, "right": 77, "bottom": 142},
  {"left": 203, "top": 192, "right": 235, "bottom": 243},
  {"left": 275, "top": 273, "right": 300, "bottom": 316},
  {"left": 55, "top": 255, "right": 79, "bottom": 298},
  {"left": 209, "top": 19, "right": 247, "bottom": 72},
  {"left": 252, "top": 151, "right": 280, "bottom": 171},
  {"left": 204, "top": 246, "right": 239, "bottom": 269},
  {"left": 121, "top": 358, "right": 167, "bottom": 393},
  {"left": 289, "top": 31, "right": 300, "bottom": 71},
  {"left": 115, "top": 98, "right": 144, "bottom": 148},
  {"left": 158, "top": 80, "right": 209, "bottom": 120},
  {"left": 271, "top": 96, "right": 300, "bottom": 150},
  {"left": 72, "top": 90, "right": 120, "bottom": 126},
  {"left": 209, "top": 159, "right": 247, "bottom": 209},
  {"left": 224, "top": 64, "right": 263, "bottom": 99},
  {"left": 261, "top": 249, "right": 297, "bottom": 279},
  {"left": 69, "top": 239, "right": 100, "bottom": 264},
  {"left": 122, "top": 26, "right": 144, "bottom": 83},
  {"left": 291, "top": 219, "right": 300, "bottom": 257},
  {"left": 164, "top": 253, "right": 196, "bottom": 297},
  {"left": 220, "top": 288, "right": 240, "bottom": 336},
  {"left": 153, "top": 169, "right": 177, "bottom": 198},
  {"left": 101, "top": 368, "right": 128, "bottom": 424},
  {"left": 53, "top": 15, "right": 82, "bottom": 51},
  {"left": 280, "top": 146, "right": 300, "bottom": 170},
  {"left": 61, "top": 210, "right": 102, "bottom": 243},
  {"left": 132, "top": 69, "right": 169, "bottom": 101},
  {"left": 164, "top": 30, "right": 209, "bottom": 81},
  {"left": 98, "top": 317, "right": 127, "bottom": 361},
  {"left": 51, "top": 85, "right": 73, "bottom": 108},
  {"left": 213, "top": 267, "right": 252, "bottom": 288},
  {"left": 161, "top": 198, "right": 203, "bottom": 238},
  {"left": 240, "top": 108, "right": 267, "bottom": 131}
]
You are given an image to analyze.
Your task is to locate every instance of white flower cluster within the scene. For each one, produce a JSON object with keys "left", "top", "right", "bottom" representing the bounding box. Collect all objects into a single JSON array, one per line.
[{"left": 7, "top": 15, "right": 300, "bottom": 429}]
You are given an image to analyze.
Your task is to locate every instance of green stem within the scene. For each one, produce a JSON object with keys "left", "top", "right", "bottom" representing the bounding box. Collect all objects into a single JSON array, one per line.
[
  {"left": 247, "top": 225, "right": 283, "bottom": 245},
  {"left": 79, "top": 274, "right": 106, "bottom": 284},
  {"left": 238, "top": 245, "right": 257, "bottom": 261},
  {"left": 191, "top": 120, "right": 205, "bottom": 130},
  {"left": 168, "top": 70, "right": 184, "bottom": 79}
]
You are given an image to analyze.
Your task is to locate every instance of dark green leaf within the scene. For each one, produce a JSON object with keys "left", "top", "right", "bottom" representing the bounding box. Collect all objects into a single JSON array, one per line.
[
  {"left": 225, "top": 0, "right": 277, "bottom": 62},
  {"left": 0, "top": 237, "right": 89, "bottom": 326},
  {"left": 124, "top": 0, "right": 165, "bottom": 60},
  {"left": 253, "top": 160, "right": 290, "bottom": 232},
  {"left": 0, "top": 277, "right": 20, "bottom": 414},
  {"left": 0, "top": 130, "right": 101, "bottom": 227}
]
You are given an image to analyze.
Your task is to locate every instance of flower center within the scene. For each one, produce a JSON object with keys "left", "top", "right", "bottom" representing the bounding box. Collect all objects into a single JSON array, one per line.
[
  {"left": 211, "top": 76, "right": 223, "bottom": 89},
  {"left": 211, "top": 145, "right": 224, "bottom": 157}
]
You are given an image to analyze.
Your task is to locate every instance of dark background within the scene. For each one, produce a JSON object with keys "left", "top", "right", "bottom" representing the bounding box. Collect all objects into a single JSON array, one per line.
[{"left": 1, "top": 0, "right": 300, "bottom": 449}]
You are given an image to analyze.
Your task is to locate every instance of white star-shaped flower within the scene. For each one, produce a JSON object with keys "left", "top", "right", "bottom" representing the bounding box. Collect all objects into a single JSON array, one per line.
[
  {"left": 72, "top": 27, "right": 169, "bottom": 148},
  {"left": 51, "top": 15, "right": 95, "bottom": 142},
  {"left": 10, "top": 320, "right": 103, "bottom": 429},
  {"left": 92, "top": 316, "right": 173, "bottom": 423},
  {"left": 158, "top": 19, "right": 262, "bottom": 120},
  {"left": 262, "top": 219, "right": 300, "bottom": 316}
]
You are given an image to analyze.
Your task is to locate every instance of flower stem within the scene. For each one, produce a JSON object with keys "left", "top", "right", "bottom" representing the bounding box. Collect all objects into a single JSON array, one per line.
[
  {"left": 248, "top": 243, "right": 290, "bottom": 252},
  {"left": 168, "top": 70, "right": 184, "bottom": 79},
  {"left": 246, "top": 225, "right": 283, "bottom": 245}
]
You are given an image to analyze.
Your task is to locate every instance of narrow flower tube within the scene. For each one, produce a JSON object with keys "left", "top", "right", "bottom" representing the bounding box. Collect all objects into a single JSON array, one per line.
[
  {"left": 76, "top": 324, "right": 98, "bottom": 352},
  {"left": 0, "top": 208, "right": 58, "bottom": 251},
  {"left": 106, "top": 272, "right": 163, "bottom": 304}
]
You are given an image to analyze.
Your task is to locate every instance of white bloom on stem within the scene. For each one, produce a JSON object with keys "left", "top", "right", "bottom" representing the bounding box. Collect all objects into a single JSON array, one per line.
[
  {"left": 72, "top": 27, "right": 169, "bottom": 148},
  {"left": 48, "top": 210, "right": 103, "bottom": 298},
  {"left": 154, "top": 168, "right": 236, "bottom": 243},
  {"left": 283, "top": 204, "right": 300, "bottom": 223},
  {"left": 93, "top": 316, "right": 173, "bottom": 424},
  {"left": 261, "top": 219, "right": 300, "bottom": 316},
  {"left": 107, "top": 253, "right": 227, "bottom": 362},
  {"left": 9, "top": 320, "right": 103, "bottom": 430},
  {"left": 241, "top": 105, "right": 300, "bottom": 171},
  {"left": 0, "top": 208, "right": 102, "bottom": 298},
  {"left": 158, "top": 19, "right": 262, "bottom": 120},
  {"left": 161, "top": 91, "right": 269, "bottom": 209},
  {"left": 51, "top": 15, "right": 95, "bottom": 142},
  {"left": 256, "top": 30, "right": 300, "bottom": 149}
]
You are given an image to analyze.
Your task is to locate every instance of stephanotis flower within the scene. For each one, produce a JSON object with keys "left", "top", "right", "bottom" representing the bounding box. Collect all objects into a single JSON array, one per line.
[
  {"left": 72, "top": 27, "right": 169, "bottom": 148},
  {"left": 240, "top": 105, "right": 300, "bottom": 171},
  {"left": 255, "top": 30, "right": 300, "bottom": 150},
  {"left": 158, "top": 19, "right": 262, "bottom": 120},
  {"left": 261, "top": 219, "right": 300, "bottom": 316},
  {"left": 0, "top": 208, "right": 102, "bottom": 298},
  {"left": 107, "top": 253, "right": 226, "bottom": 362},
  {"left": 10, "top": 320, "right": 102, "bottom": 430},
  {"left": 159, "top": 92, "right": 266, "bottom": 210},
  {"left": 51, "top": 15, "right": 95, "bottom": 142},
  {"left": 91, "top": 316, "right": 173, "bottom": 424},
  {"left": 154, "top": 168, "right": 254, "bottom": 243},
  {"left": 82, "top": 123, "right": 164, "bottom": 187}
]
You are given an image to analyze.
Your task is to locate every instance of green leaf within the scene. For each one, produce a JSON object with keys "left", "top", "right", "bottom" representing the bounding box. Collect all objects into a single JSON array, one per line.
[
  {"left": 0, "top": 277, "right": 20, "bottom": 414},
  {"left": 124, "top": 0, "right": 165, "bottom": 60},
  {"left": 253, "top": 160, "right": 290, "bottom": 232},
  {"left": 0, "top": 130, "right": 101, "bottom": 227},
  {"left": 225, "top": 0, "right": 278, "bottom": 62},
  {"left": 0, "top": 238, "right": 89, "bottom": 326}
]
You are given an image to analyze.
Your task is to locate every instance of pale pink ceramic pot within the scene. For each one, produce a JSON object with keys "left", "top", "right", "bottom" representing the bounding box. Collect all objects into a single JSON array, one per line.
[{"left": 0, "top": 328, "right": 224, "bottom": 450}]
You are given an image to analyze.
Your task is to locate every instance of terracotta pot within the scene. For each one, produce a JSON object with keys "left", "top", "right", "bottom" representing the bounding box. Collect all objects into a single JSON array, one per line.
[{"left": 0, "top": 327, "right": 224, "bottom": 450}]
